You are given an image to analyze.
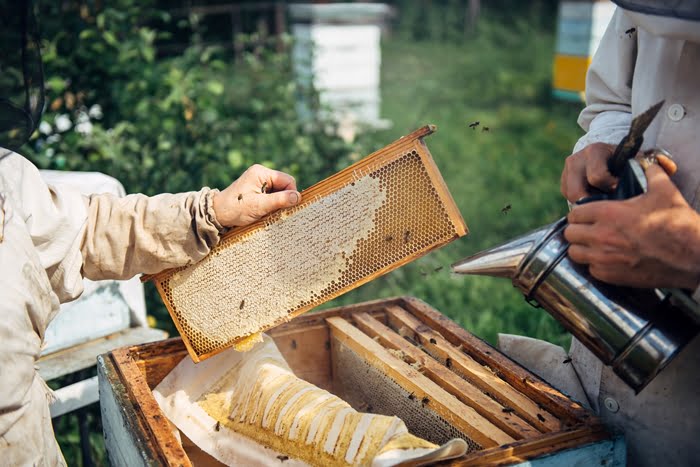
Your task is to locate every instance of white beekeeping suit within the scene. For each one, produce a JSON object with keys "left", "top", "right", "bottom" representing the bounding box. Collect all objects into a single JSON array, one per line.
[
  {"left": 0, "top": 149, "right": 224, "bottom": 465},
  {"left": 502, "top": 4, "right": 700, "bottom": 466}
]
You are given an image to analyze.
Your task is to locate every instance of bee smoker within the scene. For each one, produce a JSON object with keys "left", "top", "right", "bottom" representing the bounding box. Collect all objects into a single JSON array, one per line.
[{"left": 452, "top": 156, "right": 700, "bottom": 393}]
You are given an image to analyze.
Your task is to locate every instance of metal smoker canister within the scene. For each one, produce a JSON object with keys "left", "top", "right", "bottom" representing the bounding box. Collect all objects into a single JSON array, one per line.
[{"left": 452, "top": 217, "right": 699, "bottom": 393}]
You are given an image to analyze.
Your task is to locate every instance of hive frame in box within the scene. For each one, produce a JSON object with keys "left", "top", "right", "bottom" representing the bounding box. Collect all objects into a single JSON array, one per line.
[
  {"left": 145, "top": 125, "right": 467, "bottom": 362},
  {"left": 97, "top": 297, "right": 625, "bottom": 467}
]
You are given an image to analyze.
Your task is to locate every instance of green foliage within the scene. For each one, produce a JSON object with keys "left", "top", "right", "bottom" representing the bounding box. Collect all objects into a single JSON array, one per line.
[
  {"left": 29, "top": 3, "right": 353, "bottom": 196},
  {"left": 24, "top": 1, "right": 582, "bottom": 463},
  {"left": 391, "top": 0, "right": 559, "bottom": 43},
  {"left": 323, "top": 8, "right": 582, "bottom": 349},
  {"left": 27, "top": 2, "right": 355, "bottom": 463},
  {"left": 27, "top": 0, "right": 355, "bottom": 340}
]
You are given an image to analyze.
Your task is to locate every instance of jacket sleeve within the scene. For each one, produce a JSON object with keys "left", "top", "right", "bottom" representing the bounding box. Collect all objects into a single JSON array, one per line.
[
  {"left": 573, "top": 8, "right": 637, "bottom": 153},
  {"left": 79, "top": 188, "right": 224, "bottom": 281}
]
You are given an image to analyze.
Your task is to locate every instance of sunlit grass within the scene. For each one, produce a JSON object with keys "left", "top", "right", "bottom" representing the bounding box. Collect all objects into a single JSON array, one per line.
[{"left": 324, "top": 14, "right": 583, "bottom": 349}]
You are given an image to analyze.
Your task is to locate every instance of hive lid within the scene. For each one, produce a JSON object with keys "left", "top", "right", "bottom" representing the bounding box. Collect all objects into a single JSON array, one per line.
[{"left": 148, "top": 125, "right": 467, "bottom": 362}]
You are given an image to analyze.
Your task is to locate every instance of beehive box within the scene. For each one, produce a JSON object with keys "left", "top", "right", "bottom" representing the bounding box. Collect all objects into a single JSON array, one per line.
[
  {"left": 97, "top": 297, "right": 625, "bottom": 466},
  {"left": 147, "top": 125, "right": 466, "bottom": 362},
  {"left": 552, "top": 0, "right": 615, "bottom": 101}
]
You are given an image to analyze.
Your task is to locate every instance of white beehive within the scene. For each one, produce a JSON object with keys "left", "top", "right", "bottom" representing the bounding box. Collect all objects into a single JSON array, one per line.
[{"left": 290, "top": 3, "right": 392, "bottom": 134}]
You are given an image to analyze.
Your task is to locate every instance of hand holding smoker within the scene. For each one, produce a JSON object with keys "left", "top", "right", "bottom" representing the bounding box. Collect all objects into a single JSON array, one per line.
[{"left": 452, "top": 101, "right": 700, "bottom": 393}]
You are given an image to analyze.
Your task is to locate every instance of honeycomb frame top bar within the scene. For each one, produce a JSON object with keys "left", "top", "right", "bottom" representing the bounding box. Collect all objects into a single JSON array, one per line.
[{"left": 148, "top": 124, "right": 468, "bottom": 362}]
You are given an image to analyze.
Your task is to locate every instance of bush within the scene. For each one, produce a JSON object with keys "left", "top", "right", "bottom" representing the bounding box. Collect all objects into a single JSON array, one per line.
[
  {"left": 29, "top": 2, "right": 354, "bottom": 195},
  {"left": 26, "top": 0, "right": 359, "bottom": 336},
  {"left": 24, "top": 2, "right": 360, "bottom": 463}
]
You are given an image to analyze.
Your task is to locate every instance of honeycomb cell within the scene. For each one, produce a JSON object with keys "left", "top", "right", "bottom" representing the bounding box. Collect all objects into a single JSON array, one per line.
[{"left": 155, "top": 141, "right": 465, "bottom": 359}]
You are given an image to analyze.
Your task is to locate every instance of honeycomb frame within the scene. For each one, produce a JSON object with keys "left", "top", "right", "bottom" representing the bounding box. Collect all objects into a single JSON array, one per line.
[{"left": 148, "top": 125, "right": 467, "bottom": 362}]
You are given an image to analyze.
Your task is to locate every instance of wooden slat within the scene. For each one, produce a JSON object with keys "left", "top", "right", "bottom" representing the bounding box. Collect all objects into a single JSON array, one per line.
[
  {"left": 400, "top": 297, "right": 594, "bottom": 425},
  {"left": 353, "top": 312, "right": 538, "bottom": 440},
  {"left": 384, "top": 305, "right": 561, "bottom": 433},
  {"left": 326, "top": 316, "right": 514, "bottom": 448},
  {"left": 414, "top": 137, "right": 468, "bottom": 237},
  {"left": 98, "top": 356, "right": 169, "bottom": 467},
  {"left": 110, "top": 348, "right": 192, "bottom": 466},
  {"left": 37, "top": 327, "right": 168, "bottom": 381},
  {"left": 50, "top": 376, "right": 99, "bottom": 418},
  {"left": 454, "top": 426, "right": 614, "bottom": 466},
  {"left": 270, "top": 323, "right": 333, "bottom": 391}
]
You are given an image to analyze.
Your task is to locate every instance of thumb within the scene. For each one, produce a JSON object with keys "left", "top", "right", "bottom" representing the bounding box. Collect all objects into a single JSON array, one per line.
[
  {"left": 644, "top": 163, "right": 673, "bottom": 192},
  {"left": 257, "top": 190, "right": 301, "bottom": 214}
]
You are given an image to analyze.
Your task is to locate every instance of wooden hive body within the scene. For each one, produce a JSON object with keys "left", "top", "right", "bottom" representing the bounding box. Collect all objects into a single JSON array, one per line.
[
  {"left": 148, "top": 126, "right": 467, "bottom": 361},
  {"left": 98, "top": 297, "right": 625, "bottom": 466}
]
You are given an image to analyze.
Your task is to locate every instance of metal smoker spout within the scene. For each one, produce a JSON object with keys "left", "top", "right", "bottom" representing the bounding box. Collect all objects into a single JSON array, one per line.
[{"left": 451, "top": 218, "right": 699, "bottom": 394}]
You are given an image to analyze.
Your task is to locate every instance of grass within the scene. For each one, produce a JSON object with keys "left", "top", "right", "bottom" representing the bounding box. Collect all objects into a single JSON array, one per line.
[
  {"left": 322, "top": 14, "right": 584, "bottom": 349},
  {"left": 54, "top": 8, "right": 585, "bottom": 464}
]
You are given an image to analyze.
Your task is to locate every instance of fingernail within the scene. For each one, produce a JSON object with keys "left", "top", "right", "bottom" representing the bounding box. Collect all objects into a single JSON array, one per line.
[{"left": 289, "top": 191, "right": 300, "bottom": 205}]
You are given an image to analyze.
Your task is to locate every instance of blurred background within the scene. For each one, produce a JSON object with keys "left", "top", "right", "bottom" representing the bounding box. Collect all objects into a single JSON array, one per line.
[{"left": 21, "top": 0, "right": 614, "bottom": 463}]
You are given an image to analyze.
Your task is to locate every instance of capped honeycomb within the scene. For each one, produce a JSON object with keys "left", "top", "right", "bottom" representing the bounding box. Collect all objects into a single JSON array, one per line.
[{"left": 151, "top": 125, "right": 467, "bottom": 361}]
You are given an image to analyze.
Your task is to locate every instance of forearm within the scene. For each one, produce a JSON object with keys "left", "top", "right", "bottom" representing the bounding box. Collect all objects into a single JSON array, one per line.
[{"left": 80, "top": 188, "right": 223, "bottom": 280}]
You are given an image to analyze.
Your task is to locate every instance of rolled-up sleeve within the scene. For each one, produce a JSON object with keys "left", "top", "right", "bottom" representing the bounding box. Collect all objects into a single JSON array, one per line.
[{"left": 574, "top": 8, "right": 637, "bottom": 152}]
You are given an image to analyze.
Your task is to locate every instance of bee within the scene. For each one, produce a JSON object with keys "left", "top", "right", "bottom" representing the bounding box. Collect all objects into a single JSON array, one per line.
[
  {"left": 625, "top": 27, "right": 636, "bottom": 38},
  {"left": 277, "top": 455, "right": 289, "bottom": 462},
  {"left": 434, "top": 266, "right": 443, "bottom": 272},
  {"left": 237, "top": 193, "right": 243, "bottom": 202},
  {"left": 502, "top": 407, "right": 514, "bottom": 414},
  {"left": 291, "top": 339, "right": 297, "bottom": 350},
  {"left": 403, "top": 230, "right": 411, "bottom": 243},
  {"left": 429, "top": 337, "right": 437, "bottom": 344},
  {"left": 501, "top": 204, "right": 512, "bottom": 214},
  {"left": 563, "top": 357, "right": 572, "bottom": 364},
  {"left": 537, "top": 413, "right": 546, "bottom": 422},
  {"left": 261, "top": 181, "right": 268, "bottom": 193},
  {"left": 419, "top": 268, "right": 428, "bottom": 277},
  {"left": 215, "top": 421, "right": 221, "bottom": 432},
  {"left": 445, "top": 357, "right": 453, "bottom": 369},
  {"left": 482, "top": 126, "right": 490, "bottom": 132},
  {"left": 239, "top": 299, "right": 245, "bottom": 310},
  {"left": 385, "top": 235, "right": 394, "bottom": 242},
  {"left": 468, "top": 121, "right": 480, "bottom": 130},
  {"left": 421, "top": 396, "right": 430, "bottom": 406},
  {"left": 408, "top": 392, "right": 416, "bottom": 401}
]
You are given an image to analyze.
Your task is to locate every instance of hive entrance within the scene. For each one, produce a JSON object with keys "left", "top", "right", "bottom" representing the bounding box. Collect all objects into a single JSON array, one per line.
[{"left": 150, "top": 125, "right": 467, "bottom": 361}]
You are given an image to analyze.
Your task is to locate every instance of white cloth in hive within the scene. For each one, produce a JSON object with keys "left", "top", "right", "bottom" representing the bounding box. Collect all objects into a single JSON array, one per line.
[{"left": 153, "top": 335, "right": 467, "bottom": 466}]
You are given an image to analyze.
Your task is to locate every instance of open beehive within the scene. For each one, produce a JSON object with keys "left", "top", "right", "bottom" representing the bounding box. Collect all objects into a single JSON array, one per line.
[
  {"left": 98, "top": 297, "right": 623, "bottom": 466},
  {"left": 148, "top": 125, "right": 467, "bottom": 361}
]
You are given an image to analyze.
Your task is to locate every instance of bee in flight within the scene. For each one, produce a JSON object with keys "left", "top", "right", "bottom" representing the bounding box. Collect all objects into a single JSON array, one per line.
[
  {"left": 625, "top": 27, "right": 636, "bottom": 38},
  {"left": 501, "top": 204, "right": 512, "bottom": 214},
  {"left": 468, "top": 121, "right": 480, "bottom": 130}
]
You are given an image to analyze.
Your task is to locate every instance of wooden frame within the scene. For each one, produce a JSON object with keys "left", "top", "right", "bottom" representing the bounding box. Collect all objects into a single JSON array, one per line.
[
  {"left": 98, "top": 297, "right": 622, "bottom": 467},
  {"left": 144, "top": 125, "right": 468, "bottom": 362}
]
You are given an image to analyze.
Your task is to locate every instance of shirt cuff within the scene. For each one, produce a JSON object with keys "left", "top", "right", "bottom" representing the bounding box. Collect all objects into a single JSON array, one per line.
[
  {"left": 573, "top": 110, "right": 633, "bottom": 153},
  {"left": 204, "top": 188, "right": 228, "bottom": 234}
]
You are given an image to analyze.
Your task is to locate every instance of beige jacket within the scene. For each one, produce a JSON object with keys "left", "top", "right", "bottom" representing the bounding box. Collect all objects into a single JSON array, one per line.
[
  {"left": 0, "top": 150, "right": 223, "bottom": 465},
  {"left": 557, "top": 7, "right": 699, "bottom": 466}
]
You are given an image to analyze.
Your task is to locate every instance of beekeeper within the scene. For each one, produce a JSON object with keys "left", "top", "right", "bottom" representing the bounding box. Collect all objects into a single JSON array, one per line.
[
  {"left": 502, "top": 2, "right": 700, "bottom": 466},
  {"left": 0, "top": 5, "right": 301, "bottom": 465}
]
